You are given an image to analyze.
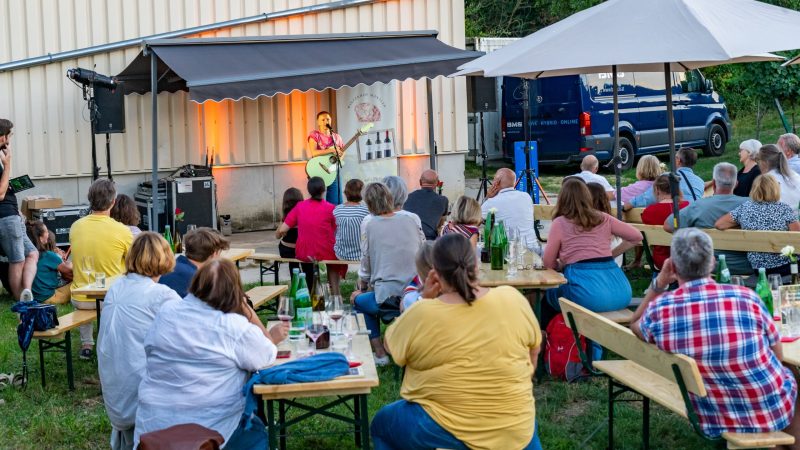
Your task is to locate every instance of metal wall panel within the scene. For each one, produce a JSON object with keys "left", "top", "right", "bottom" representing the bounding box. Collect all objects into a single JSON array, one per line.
[{"left": 0, "top": 0, "right": 466, "bottom": 181}]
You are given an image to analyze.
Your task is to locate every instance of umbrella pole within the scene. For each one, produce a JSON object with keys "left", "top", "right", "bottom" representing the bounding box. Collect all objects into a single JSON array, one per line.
[
  {"left": 522, "top": 79, "right": 534, "bottom": 199},
  {"left": 664, "top": 63, "right": 680, "bottom": 227},
  {"left": 612, "top": 65, "right": 622, "bottom": 220}
]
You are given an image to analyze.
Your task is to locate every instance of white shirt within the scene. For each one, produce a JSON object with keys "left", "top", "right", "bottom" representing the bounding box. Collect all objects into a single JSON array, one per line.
[
  {"left": 767, "top": 169, "right": 800, "bottom": 215},
  {"left": 788, "top": 155, "right": 800, "bottom": 177},
  {"left": 575, "top": 170, "right": 615, "bottom": 192},
  {"left": 97, "top": 273, "right": 181, "bottom": 431},
  {"left": 481, "top": 187, "right": 537, "bottom": 246},
  {"left": 133, "top": 295, "right": 277, "bottom": 447}
]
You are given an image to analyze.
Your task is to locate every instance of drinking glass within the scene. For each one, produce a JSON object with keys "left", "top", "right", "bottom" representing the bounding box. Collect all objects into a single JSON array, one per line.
[
  {"left": 326, "top": 295, "right": 344, "bottom": 336},
  {"left": 731, "top": 276, "right": 745, "bottom": 287},
  {"left": 82, "top": 256, "right": 95, "bottom": 287},
  {"left": 769, "top": 274, "right": 783, "bottom": 320},
  {"left": 277, "top": 296, "right": 295, "bottom": 324},
  {"left": 341, "top": 313, "right": 359, "bottom": 359},
  {"left": 790, "top": 295, "right": 800, "bottom": 337},
  {"left": 94, "top": 272, "right": 106, "bottom": 289},
  {"left": 305, "top": 323, "right": 326, "bottom": 356},
  {"left": 506, "top": 240, "right": 518, "bottom": 277}
]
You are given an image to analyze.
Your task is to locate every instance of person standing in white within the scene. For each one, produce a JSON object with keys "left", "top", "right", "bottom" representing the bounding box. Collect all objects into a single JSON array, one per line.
[
  {"left": 98, "top": 232, "right": 180, "bottom": 450},
  {"left": 480, "top": 168, "right": 539, "bottom": 250},
  {"left": 777, "top": 133, "right": 800, "bottom": 176},
  {"left": 573, "top": 155, "right": 615, "bottom": 199},
  {"left": 133, "top": 259, "right": 289, "bottom": 449}
]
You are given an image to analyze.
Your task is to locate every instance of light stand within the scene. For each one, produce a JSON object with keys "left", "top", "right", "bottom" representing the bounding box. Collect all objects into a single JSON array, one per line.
[
  {"left": 521, "top": 79, "right": 535, "bottom": 199},
  {"left": 475, "top": 111, "right": 490, "bottom": 201},
  {"left": 81, "top": 84, "right": 101, "bottom": 181}
]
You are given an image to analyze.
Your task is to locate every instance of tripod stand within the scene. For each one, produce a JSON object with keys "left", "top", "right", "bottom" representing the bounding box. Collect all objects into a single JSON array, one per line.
[
  {"left": 81, "top": 83, "right": 113, "bottom": 181},
  {"left": 475, "top": 111, "right": 491, "bottom": 201}
]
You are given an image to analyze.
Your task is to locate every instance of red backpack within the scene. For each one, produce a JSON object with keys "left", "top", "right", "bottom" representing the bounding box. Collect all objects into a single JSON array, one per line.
[{"left": 544, "top": 315, "right": 589, "bottom": 382}]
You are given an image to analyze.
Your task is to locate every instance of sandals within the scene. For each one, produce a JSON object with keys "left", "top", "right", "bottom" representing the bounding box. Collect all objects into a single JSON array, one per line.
[{"left": 0, "top": 372, "right": 26, "bottom": 389}]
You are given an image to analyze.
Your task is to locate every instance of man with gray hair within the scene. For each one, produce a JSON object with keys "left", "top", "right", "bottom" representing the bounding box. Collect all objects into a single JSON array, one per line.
[
  {"left": 777, "top": 133, "right": 800, "bottom": 175},
  {"left": 631, "top": 228, "right": 798, "bottom": 438},
  {"left": 572, "top": 155, "right": 614, "bottom": 198},
  {"left": 663, "top": 162, "right": 749, "bottom": 275}
]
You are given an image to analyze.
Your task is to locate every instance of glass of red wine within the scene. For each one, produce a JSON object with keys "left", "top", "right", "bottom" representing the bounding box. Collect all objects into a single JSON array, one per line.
[
  {"left": 306, "top": 322, "right": 326, "bottom": 356},
  {"left": 277, "top": 296, "right": 294, "bottom": 324},
  {"left": 326, "top": 295, "right": 344, "bottom": 335}
]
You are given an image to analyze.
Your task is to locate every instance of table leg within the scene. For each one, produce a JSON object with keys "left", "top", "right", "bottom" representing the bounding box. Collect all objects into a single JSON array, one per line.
[
  {"left": 267, "top": 400, "right": 277, "bottom": 450},
  {"left": 279, "top": 400, "right": 287, "bottom": 450},
  {"left": 259, "top": 261, "right": 265, "bottom": 286},
  {"left": 354, "top": 395, "right": 362, "bottom": 447},
  {"left": 96, "top": 298, "right": 101, "bottom": 324},
  {"left": 358, "top": 394, "right": 370, "bottom": 450},
  {"left": 531, "top": 289, "right": 546, "bottom": 382},
  {"left": 274, "top": 261, "right": 281, "bottom": 285}
]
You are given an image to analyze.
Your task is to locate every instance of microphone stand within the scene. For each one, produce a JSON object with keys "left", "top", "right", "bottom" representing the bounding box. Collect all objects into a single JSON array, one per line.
[{"left": 327, "top": 124, "right": 343, "bottom": 204}]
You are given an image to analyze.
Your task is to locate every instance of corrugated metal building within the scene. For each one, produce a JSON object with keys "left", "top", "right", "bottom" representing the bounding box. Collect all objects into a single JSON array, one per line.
[{"left": 0, "top": 0, "right": 467, "bottom": 230}]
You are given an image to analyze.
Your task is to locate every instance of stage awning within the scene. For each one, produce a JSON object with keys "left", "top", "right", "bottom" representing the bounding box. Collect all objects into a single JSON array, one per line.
[{"left": 116, "top": 31, "right": 482, "bottom": 103}]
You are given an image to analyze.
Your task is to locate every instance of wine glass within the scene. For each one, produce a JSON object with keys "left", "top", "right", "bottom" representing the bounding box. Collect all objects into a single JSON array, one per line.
[
  {"left": 305, "top": 322, "right": 326, "bottom": 356},
  {"left": 505, "top": 240, "right": 518, "bottom": 277},
  {"left": 341, "top": 313, "right": 359, "bottom": 359},
  {"left": 769, "top": 274, "right": 783, "bottom": 320},
  {"left": 277, "top": 296, "right": 294, "bottom": 323},
  {"left": 731, "top": 276, "right": 745, "bottom": 287},
  {"left": 326, "top": 295, "right": 344, "bottom": 336},
  {"left": 82, "top": 256, "right": 95, "bottom": 287}
]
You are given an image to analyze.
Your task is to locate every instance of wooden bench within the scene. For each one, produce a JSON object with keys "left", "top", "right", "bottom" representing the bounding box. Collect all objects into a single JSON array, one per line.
[
  {"left": 245, "top": 285, "right": 288, "bottom": 315},
  {"left": 33, "top": 309, "right": 97, "bottom": 390},
  {"left": 559, "top": 298, "right": 795, "bottom": 449},
  {"left": 249, "top": 253, "right": 359, "bottom": 285},
  {"left": 534, "top": 204, "right": 645, "bottom": 224}
]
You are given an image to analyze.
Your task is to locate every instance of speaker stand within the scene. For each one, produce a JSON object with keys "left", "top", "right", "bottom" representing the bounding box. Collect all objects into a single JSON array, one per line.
[
  {"left": 475, "top": 111, "right": 491, "bottom": 201},
  {"left": 86, "top": 87, "right": 100, "bottom": 181},
  {"left": 105, "top": 133, "right": 113, "bottom": 181}
]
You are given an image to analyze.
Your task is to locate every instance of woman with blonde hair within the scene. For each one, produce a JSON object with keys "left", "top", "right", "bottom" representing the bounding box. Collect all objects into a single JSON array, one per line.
[
  {"left": 440, "top": 195, "right": 481, "bottom": 248},
  {"left": 544, "top": 178, "right": 642, "bottom": 313},
  {"left": 716, "top": 174, "right": 800, "bottom": 275},
  {"left": 619, "top": 155, "right": 662, "bottom": 203},
  {"left": 755, "top": 144, "right": 800, "bottom": 213},
  {"left": 98, "top": 232, "right": 181, "bottom": 450}
]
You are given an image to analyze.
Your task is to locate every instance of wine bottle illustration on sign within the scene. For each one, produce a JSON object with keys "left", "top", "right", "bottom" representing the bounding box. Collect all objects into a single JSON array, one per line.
[
  {"left": 374, "top": 132, "right": 382, "bottom": 159},
  {"left": 365, "top": 134, "right": 373, "bottom": 160},
  {"left": 384, "top": 131, "right": 392, "bottom": 158}
]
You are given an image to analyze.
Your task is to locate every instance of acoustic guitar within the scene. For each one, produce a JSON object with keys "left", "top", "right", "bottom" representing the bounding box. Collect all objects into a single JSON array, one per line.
[{"left": 305, "top": 123, "right": 374, "bottom": 186}]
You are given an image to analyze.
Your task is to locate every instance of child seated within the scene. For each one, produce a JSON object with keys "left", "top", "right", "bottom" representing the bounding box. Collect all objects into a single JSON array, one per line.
[
  {"left": 26, "top": 221, "right": 72, "bottom": 304},
  {"left": 401, "top": 242, "right": 434, "bottom": 312}
]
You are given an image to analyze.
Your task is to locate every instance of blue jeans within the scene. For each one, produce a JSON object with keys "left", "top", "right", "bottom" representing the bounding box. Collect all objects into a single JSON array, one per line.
[
  {"left": 326, "top": 173, "right": 342, "bottom": 205},
  {"left": 546, "top": 258, "right": 631, "bottom": 313},
  {"left": 226, "top": 415, "right": 268, "bottom": 450},
  {"left": 354, "top": 291, "right": 381, "bottom": 339},
  {"left": 372, "top": 400, "right": 542, "bottom": 450}
]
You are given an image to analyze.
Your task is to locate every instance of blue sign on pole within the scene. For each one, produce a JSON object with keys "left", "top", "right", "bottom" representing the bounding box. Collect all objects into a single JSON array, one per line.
[{"left": 513, "top": 141, "right": 539, "bottom": 204}]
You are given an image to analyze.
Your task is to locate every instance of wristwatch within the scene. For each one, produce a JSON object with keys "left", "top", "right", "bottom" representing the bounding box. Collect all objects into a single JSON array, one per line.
[{"left": 649, "top": 278, "right": 669, "bottom": 294}]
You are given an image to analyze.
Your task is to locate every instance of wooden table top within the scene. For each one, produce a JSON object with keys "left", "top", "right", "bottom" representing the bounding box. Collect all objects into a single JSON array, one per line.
[
  {"left": 783, "top": 339, "right": 800, "bottom": 367},
  {"left": 478, "top": 263, "right": 566, "bottom": 289},
  {"left": 221, "top": 248, "right": 255, "bottom": 262},
  {"left": 253, "top": 314, "right": 379, "bottom": 399}
]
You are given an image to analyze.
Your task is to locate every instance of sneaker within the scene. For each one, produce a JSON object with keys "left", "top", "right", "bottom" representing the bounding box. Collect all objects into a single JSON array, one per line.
[
  {"left": 374, "top": 354, "right": 390, "bottom": 367},
  {"left": 20, "top": 289, "right": 33, "bottom": 302},
  {"left": 79, "top": 348, "right": 93, "bottom": 360}
]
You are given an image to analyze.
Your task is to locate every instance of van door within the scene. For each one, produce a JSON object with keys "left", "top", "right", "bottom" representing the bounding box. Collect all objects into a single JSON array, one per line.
[
  {"left": 674, "top": 70, "right": 713, "bottom": 147},
  {"left": 527, "top": 76, "right": 582, "bottom": 163},
  {"left": 633, "top": 72, "right": 668, "bottom": 152}
]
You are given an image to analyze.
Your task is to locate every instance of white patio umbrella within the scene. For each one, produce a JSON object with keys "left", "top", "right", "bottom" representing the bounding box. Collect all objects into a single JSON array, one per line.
[{"left": 455, "top": 0, "right": 800, "bottom": 223}]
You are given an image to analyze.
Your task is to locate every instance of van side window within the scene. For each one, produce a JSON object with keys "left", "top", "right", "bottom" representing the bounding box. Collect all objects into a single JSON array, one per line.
[
  {"left": 633, "top": 72, "right": 666, "bottom": 96},
  {"left": 676, "top": 71, "right": 703, "bottom": 94},
  {"left": 585, "top": 73, "right": 634, "bottom": 98}
]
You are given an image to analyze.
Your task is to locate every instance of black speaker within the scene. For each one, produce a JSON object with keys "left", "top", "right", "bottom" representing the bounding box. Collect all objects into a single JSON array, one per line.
[
  {"left": 93, "top": 85, "right": 125, "bottom": 134},
  {"left": 470, "top": 77, "right": 497, "bottom": 112}
]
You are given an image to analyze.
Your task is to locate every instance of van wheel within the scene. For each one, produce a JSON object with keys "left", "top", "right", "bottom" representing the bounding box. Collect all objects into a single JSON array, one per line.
[
  {"left": 617, "top": 137, "right": 635, "bottom": 171},
  {"left": 704, "top": 124, "right": 726, "bottom": 157}
]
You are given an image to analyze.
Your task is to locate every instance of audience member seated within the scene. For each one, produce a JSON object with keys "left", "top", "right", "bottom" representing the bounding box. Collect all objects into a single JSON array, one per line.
[
  {"left": 544, "top": 178, "right": 641, "bottom": 314},
  {"left": 98, "top": 232, "right": 180, "bottom": 450},
  {"left": 480, "top": 168, "right": 538, "bottom": 250},
  {"left": 110, "top": 194, "right": 142, "bottom": 237},
  {"left": 715, "top": 174, "right": 800, "bottom": 276},
  {"left": 159, "top": 228, "right": 230, "bottom": 298},
  {"left": 353, "top": 183, "right": 422, "bottom": 366},
  {"left": 372, "top": 234, "right": 543, "bottom": 450},
  {"left": 134, "top": 259, "right": 288, "bottom": 449},
  {"left": 70, "top": 178, "right": 133, "bottom": 360},
  {"left": 778, "top": 132, "right": 800, "bottom": 176},
  {"left": 403, "top": 170, "right": 449, "bottom": 240},
  {"left": 755, "top": 144, "right": 800, "bottom": 214},
  {"left": 277, "top": 187, "right": 303, "bottom": 275},
  {"left": 0, "top": 118, "right": 38, "bottom": 300},
  {"left": 440, "top": 195, "right": 481, "bottom": 249},
  {"left": 400, "top": 241, "right": 434, "bottom": 312},
  {"left": 664, "top": 162, "right": 750, "bottom": 275},
  {"left": 642, "top": 175, "right": 689, "bottom": 271},
  {"left": 276, "top": 177, "right": 345, "bottom": 294},
  {"left": 333, "top": 179, "right": 369, "bottom": 261},
  {"left": 25, "top": 221, "right": 72, "bottom": 304},
  {"left": 734, "top": 139, "right": 762, "bottom": 197},
  {"left": 631, "top": 228, "right": 799, "bottom": 441},
  {"left": 587, "top": 183, "right": 623, "bottom": 267},
  {"left": 573, "top": 155, "right": 614, "bottom": 198},
  {"left": 619, "top": 155, "right": 662, "bottom": 203},
  {"left": 624, "top": 147, "right": 704, "bottom": 209},
  {"left": 382, "top": 175, "right": 426, "bottom": 240}
]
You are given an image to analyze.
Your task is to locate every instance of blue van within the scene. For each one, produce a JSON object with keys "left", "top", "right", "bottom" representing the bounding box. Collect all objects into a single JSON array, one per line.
[{"left": 501, "top": 70, "right": 732, "bottom": 170}]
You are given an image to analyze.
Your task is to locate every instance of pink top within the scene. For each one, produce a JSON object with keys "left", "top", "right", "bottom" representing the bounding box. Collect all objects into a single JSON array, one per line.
[
  {"left": 308, "top": 130, "right": 344, "bottom": 151},
  {"left": 284, "top": 199, "right": 337, "bottom": 261},
  {"left": 619, "top": 180, "right": 654, "bottom": 203},
  {"left": 544, "top": 213, "right": 642, "bottom": 268}
]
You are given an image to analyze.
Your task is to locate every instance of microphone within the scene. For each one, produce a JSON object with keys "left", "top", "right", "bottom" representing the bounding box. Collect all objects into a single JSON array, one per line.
[{"left": 326, "top": 124, "right": 333, "bottom": 131}]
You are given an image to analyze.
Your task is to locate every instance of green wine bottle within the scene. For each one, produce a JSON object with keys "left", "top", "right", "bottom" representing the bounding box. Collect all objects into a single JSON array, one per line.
[
  {"left": 490, "top": 220, "right": 504, "bottom": 270},
  {"left": 288, "top": 269, "right": 302, "bottom": 340},
  {"left": 295, "top": 273, "right": 313, "bottom": 332},
  {"left": 163, "top": 225, "right": 174, "bottom": 253},
  {"left": 716, "top": 255, "right": 731, "bottom": 284},
  {"left": 755, "top": 268, "right": 774, "bottom": 317}
]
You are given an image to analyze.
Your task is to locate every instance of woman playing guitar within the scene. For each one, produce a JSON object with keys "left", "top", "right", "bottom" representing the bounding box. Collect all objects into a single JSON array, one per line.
[{"left": 307, "top": 111, "right": 344, "bottom": 205}]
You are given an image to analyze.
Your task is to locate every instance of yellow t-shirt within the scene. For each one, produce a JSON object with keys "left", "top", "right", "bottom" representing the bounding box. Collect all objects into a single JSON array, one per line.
[
  {"left": 70, "top": 214, "right": 133, "bottom": 303},
  {"left": 386, "top": 285, "right": 542, "bottom": 450}
]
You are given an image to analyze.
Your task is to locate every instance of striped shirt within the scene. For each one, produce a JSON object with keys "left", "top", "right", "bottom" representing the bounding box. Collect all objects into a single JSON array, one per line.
[{"left": 333, "top": 203, "right": 369, "bottom": 261}]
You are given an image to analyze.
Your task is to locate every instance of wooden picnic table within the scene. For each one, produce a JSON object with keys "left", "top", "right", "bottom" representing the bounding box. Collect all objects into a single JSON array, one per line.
[
  {"left": 253, "top": 314, "right": 378, "bottom": 450},
  {"left": 221, "top": 247, "right": 255, "bottom": 268}
]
